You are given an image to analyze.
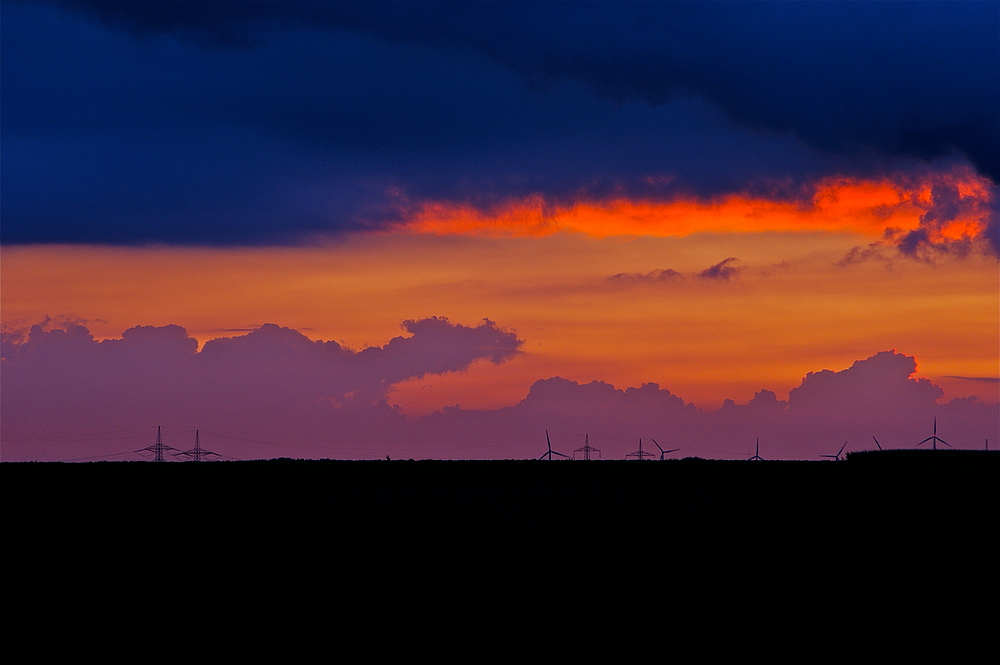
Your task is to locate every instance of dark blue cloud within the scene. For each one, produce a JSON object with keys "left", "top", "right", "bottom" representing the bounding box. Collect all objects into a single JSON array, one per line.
[{"left": 2, "top": 1, "right": 996, "bottom": 245}]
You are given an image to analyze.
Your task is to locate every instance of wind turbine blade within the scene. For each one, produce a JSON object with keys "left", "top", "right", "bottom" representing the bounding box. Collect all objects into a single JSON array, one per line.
[
  {"left": 938, "top": 438, "right": 952, "bottom": 448},
  {"left": 872, "top": 436, "right": 882, "bottom": 450},
  {"left": 651, "top": 438, "right": 664, "bottom": 453},
  {"left": 838, "top": 441, "right": 848, "bottom": 456}
]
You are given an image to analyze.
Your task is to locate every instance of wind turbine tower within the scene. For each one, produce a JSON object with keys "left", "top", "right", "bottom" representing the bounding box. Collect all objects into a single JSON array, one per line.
[
  {"left": 539, "top": 430, "right": 570, "bottom": 460},
  {"left": 650, "top": 438, "right": 679, "bottom": 460},
  {"left": 916, "top": 418, "right": 951, "bottom": 451},
  {"left": 820, "top": 441, "right": 848, "bottom": 461}
]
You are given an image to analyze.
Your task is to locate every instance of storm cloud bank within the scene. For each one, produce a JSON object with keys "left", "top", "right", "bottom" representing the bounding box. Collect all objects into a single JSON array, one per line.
[
  {"left": 2, "top": 1, "right": 996, "bottom": 245},
  {"left": 64, "top": 1, "right": 999, "bottom": 177}
]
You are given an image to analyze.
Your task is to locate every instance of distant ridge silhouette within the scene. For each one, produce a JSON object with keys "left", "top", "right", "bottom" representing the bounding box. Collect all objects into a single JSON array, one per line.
[{"left": 846, "top": 448, "right": 1000, "bottom": 463}]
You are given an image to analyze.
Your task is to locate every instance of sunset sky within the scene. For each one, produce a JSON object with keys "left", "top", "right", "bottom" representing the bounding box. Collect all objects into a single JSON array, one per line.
[{"left": 2, "top": 1, "right": 997, "bottom": 461}]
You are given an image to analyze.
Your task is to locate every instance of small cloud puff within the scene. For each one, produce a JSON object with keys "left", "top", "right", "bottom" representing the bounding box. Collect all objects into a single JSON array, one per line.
[
  {"left": 608, "top": 259, "right": 747, "bottom": 285},
  {"left": 698, "top": 257, "right": 744, "bottom": 281},
  {"left": 608, "top": 268, "right": 684, "bottom": 284}
]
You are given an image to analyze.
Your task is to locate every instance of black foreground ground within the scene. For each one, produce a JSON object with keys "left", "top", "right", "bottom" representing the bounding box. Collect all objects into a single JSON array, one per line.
[{"left": 5, "top": 452, "right": 997, "bottom": 655}]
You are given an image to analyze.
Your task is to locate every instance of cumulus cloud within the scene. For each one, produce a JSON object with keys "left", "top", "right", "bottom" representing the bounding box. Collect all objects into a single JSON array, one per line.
[
  {"left": 3, "top": 327, "right": 996, "bottom": 461},
  {"left": 517, "top": 377, "right": 692, "bottom": 420},
  {"left": 787, "top": 351, "right": 943, "bottom": 417},
  {"left": 0, "top": 314, "right": 103, "bottom": 350},
  {"left": 527, "top": 352, "right": 989, "bottom": 459},
  {"left": 1, "top": 317, "right": 521, "bottom": 447},
  {"left": 413, "top": 351, "right": 994, "bottom": 461}
]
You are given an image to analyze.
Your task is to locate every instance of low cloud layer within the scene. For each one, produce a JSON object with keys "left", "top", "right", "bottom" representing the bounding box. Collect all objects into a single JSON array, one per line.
[
  {"left": 1, "top": 318, "right": 521, "bottom": 452},
  {"left": 2, "top": 320, "right": 995, "bottom": 461},
  {"left": 419, "top": 350, "right": 995, "bottom": 461}
]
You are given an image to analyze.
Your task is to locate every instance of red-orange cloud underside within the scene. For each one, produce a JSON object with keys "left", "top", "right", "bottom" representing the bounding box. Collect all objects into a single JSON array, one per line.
[{"left": 396, "top": 172, "right": 994, "bottom": 242}]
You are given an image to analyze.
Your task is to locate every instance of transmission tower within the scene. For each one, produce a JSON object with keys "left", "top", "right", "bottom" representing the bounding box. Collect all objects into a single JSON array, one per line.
[
  {"left": 574, "top": 434, "right": 601, "bottom": 460},
  {"left": 137, "top": 426, "right": 178, "bottom": 462},
  {"left": 175, "top": 430, "right": 219, "bottom": 462},
  {"left": 626, "top": 438, "right": 656, "bottom": 460}
]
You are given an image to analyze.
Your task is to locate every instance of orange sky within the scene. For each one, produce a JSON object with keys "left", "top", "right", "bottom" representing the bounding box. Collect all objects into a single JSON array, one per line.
[
  {"left": 3, "top": 174, "right": 997, "bottom": 414},
  {"left": 3, "top": 240, "right": 996, "bottom": 414}
]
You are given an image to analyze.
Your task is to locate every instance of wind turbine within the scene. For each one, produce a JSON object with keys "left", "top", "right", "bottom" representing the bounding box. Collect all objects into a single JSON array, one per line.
[
  {"left": 820, "top": 441, "right": 848, "bottom": 461},
  {"left": 748, "top": 438, "right": 764, "bottom": 461},
  {"left": 650, "top": 438, "right": 679, "bottom": 460},
  {"left": 626, "top": 438, "right": 657, "bottom": 460},
  {"left": 916, "top": 417, "right": 951, "bottom": 450},
  {"left": 538, "top": 430, "right": 569, "bottom": 460}
]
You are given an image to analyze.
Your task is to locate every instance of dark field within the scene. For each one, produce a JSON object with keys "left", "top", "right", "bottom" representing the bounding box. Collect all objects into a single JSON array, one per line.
[{"left": 5, "top": 453, "right": 997, "bottom": 653}]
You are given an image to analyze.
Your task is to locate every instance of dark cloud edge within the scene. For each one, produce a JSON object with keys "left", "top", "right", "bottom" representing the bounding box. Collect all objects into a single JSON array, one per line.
[{"left": 59, "top": 1, "right": 999, "bottom": 182}]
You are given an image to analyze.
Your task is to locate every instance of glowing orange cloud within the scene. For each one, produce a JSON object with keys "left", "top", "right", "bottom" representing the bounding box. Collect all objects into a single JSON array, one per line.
[{"left": 396, "top": 169, "right": 995, "bottom": 243}]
